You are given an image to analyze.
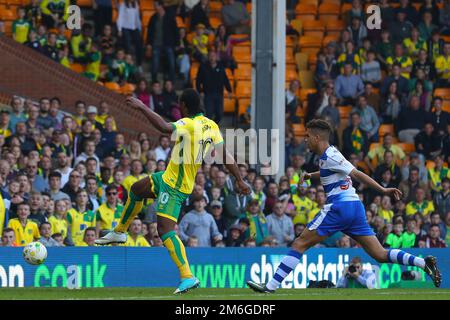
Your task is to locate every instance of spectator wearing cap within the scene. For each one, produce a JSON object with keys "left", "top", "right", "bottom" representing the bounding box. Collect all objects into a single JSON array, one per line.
[
  {"left": 0, "top": 111, "right": 12, "bottom": 139},
  {"left": 209, "top": 200, "right": 227, "bottom": 238},
  {"left": 334, "top": 63, "right": 364, "bottom": 106},
  {"left": 86, "top": 106, "right": 103, "bottom": 131},
  {"left": 397, "top": 96, "right": 429, "bottom": 143},
  {"left": 179, "top": 196, "right": 222, "bottom": 247},
  {"left": 225, "top": 223, "right": 243, "bottom": 247},
  {"left": 239, "top": 199, "right": 268, "bottom": 246},
  {"left": 266, "top": 200, "right": 294, "bottom": 247},
  {"left": 389, "top": 8, "right": 413, "bottom": 44},
  {"left": 147, "top": 1, "right": 179, "bottom": 82},
  {"left": 221, "top": 0, "right": 250, "bottom": 35}
]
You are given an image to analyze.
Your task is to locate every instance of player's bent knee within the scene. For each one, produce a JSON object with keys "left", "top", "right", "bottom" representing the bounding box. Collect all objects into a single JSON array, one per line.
[
  {"left": 130, "top": 177, "right": 150, "bottom": 197},
  {"left": 373, "top": 250, "right": 388, "bottom": 263}
]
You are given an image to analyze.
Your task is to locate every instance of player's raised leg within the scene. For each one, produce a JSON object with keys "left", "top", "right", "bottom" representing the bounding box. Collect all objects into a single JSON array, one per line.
[
  {"left": 354, "top": 235, "right": 442, "bottom": 287},
  {"left": 95, "top": 177, "right": 154, "bottom": 245},
  {"left": 247, "top": 229, "right": 327, "bottom": 293},
  {"left": 157, "top": 216, "right": 199, "bottom": 294}
]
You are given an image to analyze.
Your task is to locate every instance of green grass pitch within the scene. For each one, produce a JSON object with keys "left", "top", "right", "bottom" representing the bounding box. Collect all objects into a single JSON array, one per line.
[{"left": 0, "top": 288, "right": 449, "bottom": 300}]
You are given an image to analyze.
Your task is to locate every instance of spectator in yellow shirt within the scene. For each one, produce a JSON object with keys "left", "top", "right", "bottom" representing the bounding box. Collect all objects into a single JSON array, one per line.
[
  {"left": 365, "top": 133, "right": 405, "bottom": 172},
  {"left": 192, "top": 23, "right": 209, "bottom": 63},
  {"left": 124, "top": 218, "right": 150, "bottom": 247},
  {"left": 122, "top": 159, "right": 147, "bottom": 192},
  {"left": 0, "top": 110, "right": 12, "bottom": 138},
  {"left": 378, "top": 195, "right": 394, "bottom": 222},
  {"left": 428, "top": 155, "right": 450, "bottom": 193},
  {"left": 403, "top": 27, "right": 427, "bottom": 61},
  {"left": 406, "top": 187, "right": 435, "bottom": 216},
  {"left": 48, "top": 199, "right": 69, "bottom": 243},
  {"left": 78, "top": 227, "right": 97, "bottom": 246},
  {"left": 435, "top": 42, "right": 450, "bottom": 88},
  {"left": 7, "top": 202, "right": 40, "bottom": 246},
  {"left": 386, "top": 44, "right": 413, "bottom": 79}
]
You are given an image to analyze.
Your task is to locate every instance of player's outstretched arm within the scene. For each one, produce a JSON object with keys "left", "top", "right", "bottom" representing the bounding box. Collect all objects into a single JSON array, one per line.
[
  {"left": 215, "top": 145, "right": 251, "bottom": 195},
  {"left": 349, "top": 169, "right": 402, "bottom": 200},
  {"left": 126, "top": 97, "right": 174, "bottom": 134}
]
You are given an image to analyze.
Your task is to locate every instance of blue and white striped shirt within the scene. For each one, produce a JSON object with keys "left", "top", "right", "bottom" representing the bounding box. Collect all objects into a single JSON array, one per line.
[{"left": 319, "top": 146, "right": 360, "bottom": 203}]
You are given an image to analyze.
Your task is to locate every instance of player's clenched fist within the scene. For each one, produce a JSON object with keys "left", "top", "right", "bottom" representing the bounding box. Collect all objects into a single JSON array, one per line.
[{"left": 126, "top": 97, "right": 146, "bottom": 110}]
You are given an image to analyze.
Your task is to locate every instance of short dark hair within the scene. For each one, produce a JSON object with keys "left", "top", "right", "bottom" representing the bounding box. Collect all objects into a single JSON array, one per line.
[
  {"left": 86, "top": 157, "right": 98, "bottom": 164},
  {"left": 105, "top": 184, "right": 118, "bottom": 193},
  {"left": 49, "top": 171, "right": 62, "bottom": 179},
  {"left": 39, "top": 221, "right": 52, "bottom": 230},
  {"left": 180, "top": 89, "right": 203, "bottom": 115},
  {"left": 410, "top": 165, "right": 420, "bottom": 173},
  {"left": 306, "top": 119, "right": 333, "bottom": 137},
  {"left": 2, "top": 227, "right": 14, "bottom": 234}
]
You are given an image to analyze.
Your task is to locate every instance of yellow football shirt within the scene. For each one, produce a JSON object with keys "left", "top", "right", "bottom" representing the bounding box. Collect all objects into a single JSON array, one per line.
[
  {"left": 292, "top": 195, "right": 314, "bottom": 225},
  {"left": 435, "top": 55, "right": 450, "bottom": 80},
  {"left": 123, "top": 174, "right": 148, "bottom": 192},
  {"left": 164, "top": 114, "right": 224, "bottom": 194},
  {"left": 378, "top": 209, "right": 394, "bottom": 222},
  {"left": 96, "top": 203, "right": 124, "bottom": 230},
  {"left": 49, "top": 215, "right": 68, "bottom": 239},
  {"left": 67, "top": 208, "right": 96, "bottom": 246},
  {"left": 386, "top": 56, "right": 413, "bottom": 79},
  {"left": 405, "top": 201, "right": 435, "bottom": 216},
  {"left": 7, "top": 218, "right": 40, "bottom": 246},
  {"left": 124, "top": 234, "right": 151, "bottom": 247}
]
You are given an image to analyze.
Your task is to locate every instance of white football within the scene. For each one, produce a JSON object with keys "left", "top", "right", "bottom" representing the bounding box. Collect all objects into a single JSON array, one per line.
[{"left": 23, "top": 242, "right": 47, "bottom": 265}]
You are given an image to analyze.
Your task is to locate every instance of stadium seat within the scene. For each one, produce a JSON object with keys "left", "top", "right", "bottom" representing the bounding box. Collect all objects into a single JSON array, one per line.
[
  {"left": 340, "top": 3, "right": 352, "bottom": 16},
  {"left": 299, "top": 88, "right": 317, "bottom": 101},
  {"left": 142, "top": 10, "right": 154, "bottom": 27},
  {"left": 210, "top": 17, "right": 222, "bottom": 29},
  {"left": 286, "top": 46, "right": 295, "bottom": 64},
  {"left": 233, "top": 46, "right": 251, "bottom": 63},
  {"left": 105, "top": 82, "right": 121, "bottom": 93},
  {"left": 209, "top": 1, "right": 223, "bottom": 13},
  {"left": 443, "top": 101, "right": 450, "bottom": 113},
  {"left": 322, "top": 35, "right": 339, "bottom": 47},
  {"left": 326, "top": 20, "right": 346, "bottom": 36},
  {"left": 299, "top": 36, "right": 322, "bottom": 49},
  {"left": 295, "top": 4, "right": 317, "bottom": 21},
  {"left": 235, "top": 81, "right": 252, "bottom": 98},
  {"left": 120, "top": 83, "right": 136, "bottom": 95},
  {"left": 302, "top": 20, "right": 325, "bottom": 39},
  {"left": 238, "top": 98, "right": 250, "bottom": 116},
  {"left": 3, "top": 20, "right": 12, "bottom": 35},
  {"left": 397, "top": 143, "right": 415, "bottom": 154},
  {"left": 338, "top": 106, "right": 352, "bottom": 119},
  {"left": 112, "top": 9, "right": 117, "bottom": 22},
  {"left": 77, "top": 0, "right": 93, "bottom": 7},
  {"left": 378, "top": 124, "right": 395, "bottom": 139},
  {"left": 141, "top": 0, "right": 154, "bottom": 11},
  {"left": 292, "top": 124, "right": 306, "bottom": 137},
  {"left": 234, "top": 63, "right": 252, "bottom": 80},
  {"left": 434, "top": 88, "right": 450, "bottom": 100},
  {"left": 246, "top": 2, "right": 252, "bottom": 13},
  {"left": 0, "top": 8, "right": 15, "bottom": 21},
  {"left": 318, "top": 3, "right": 340, "bottom": 18},
  {"left": 70, "top": 63, "right": 85, "bottom": 73},
  {"left": 176, "top": 16, "right": 185, "bottom": 28},
  {"left": 298, "top": 0, "right": 319, "bottom": 6},
  {"left": 224, "top": 97, "right": 236, "bottom": 114},
  {"left": 225, "top": 68, "right": 234, "bottom": 83},
  {"left": 7, "top": 0, "right": 22, "bottom": 5},
  {"left": 295, "top": 52, "right": 309, "bottom": 71},
  {"left": 286, "top": 35, "right": 297, "bottom": 48},
  {"left": 286, "top": 66, "right": 298, "bottom": 81},
  {"left": 298, "top": 70, "right": 315, "bottom": 89}
]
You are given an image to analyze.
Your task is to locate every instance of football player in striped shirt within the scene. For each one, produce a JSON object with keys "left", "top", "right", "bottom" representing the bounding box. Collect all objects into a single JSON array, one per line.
[{"left": 248, "top": 119, "right": 441, "bottom": 293}]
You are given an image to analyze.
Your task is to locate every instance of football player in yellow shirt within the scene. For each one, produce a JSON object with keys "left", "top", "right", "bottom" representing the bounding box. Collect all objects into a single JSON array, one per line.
[
  {"left": 96, "top": 89, "right": 251, "bottom": 294},
  {"left": 67, "top": 189, "right": 96, "bottom": 246},
  {"left": 124, "top": 218, "right": 150, "bottom": 247},
  {"left": 7, "top": 202, "right": 40, "bottom": 246}
]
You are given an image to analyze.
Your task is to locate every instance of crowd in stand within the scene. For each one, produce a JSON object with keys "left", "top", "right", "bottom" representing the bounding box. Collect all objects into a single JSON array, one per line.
[{"left": 0, "top": 0, "right": 449, "bottom": 249}]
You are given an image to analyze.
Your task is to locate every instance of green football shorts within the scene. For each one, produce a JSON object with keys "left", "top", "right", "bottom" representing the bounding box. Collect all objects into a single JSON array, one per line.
[{"left": 149, "top": 171, "right": 190, "bottom": 222}]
